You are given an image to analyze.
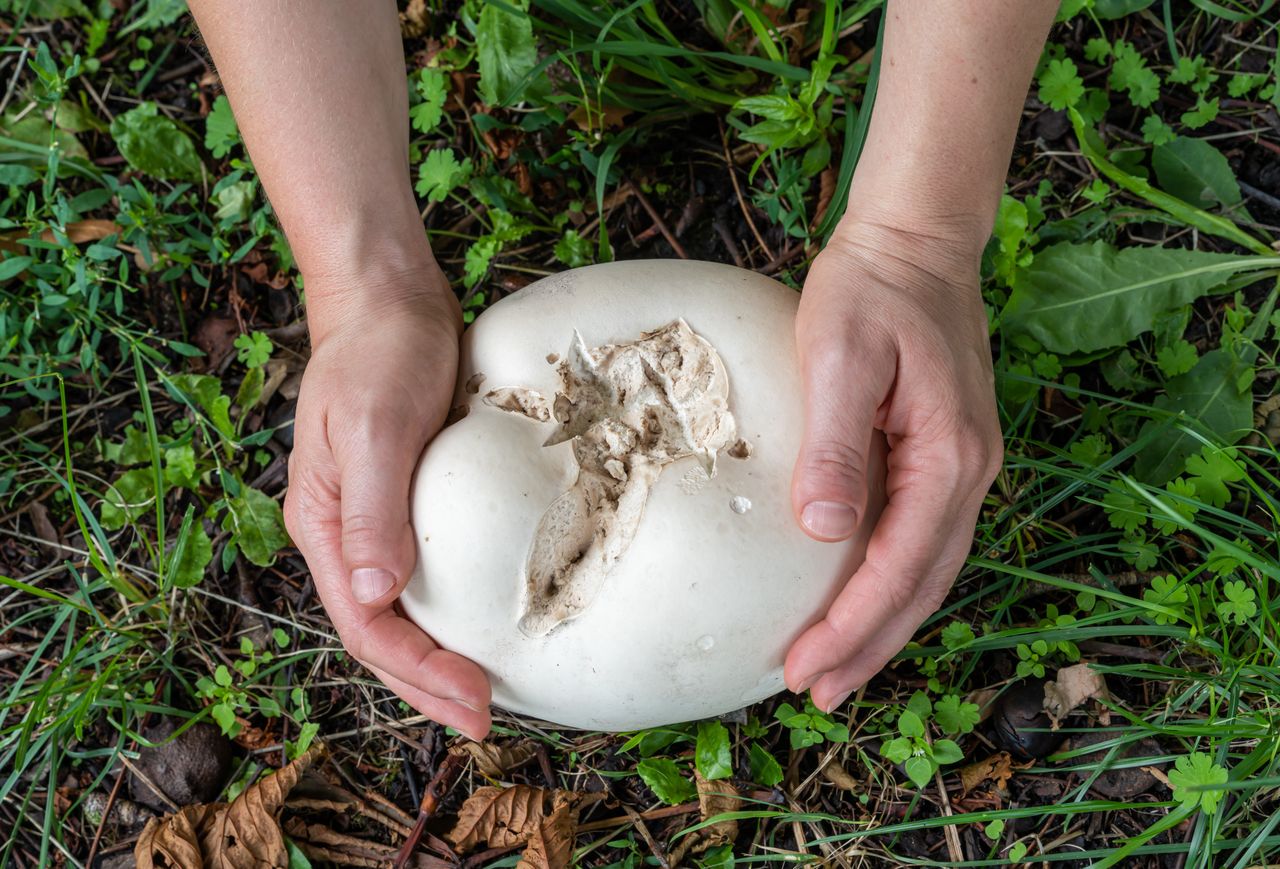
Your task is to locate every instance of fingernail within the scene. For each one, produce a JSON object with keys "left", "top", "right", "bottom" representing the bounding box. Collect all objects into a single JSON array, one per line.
[
  {"left": 824, "top": 689, "right": 853, "bottom": 713},
  {"left": 802, "top": 501, "right": 857, "bottom": 540},
  {"left": 795, "top": 673, "right": 822, "bottom": 694},
  {"left": 351, "top": 567, "right": 396, "bottom": 604},
  {"left": 450, "top": 697, "right": 483, "bottom": 714}
]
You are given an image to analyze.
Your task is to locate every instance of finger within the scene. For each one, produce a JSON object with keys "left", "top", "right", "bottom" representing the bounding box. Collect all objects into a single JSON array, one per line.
[
  {"left": 785, "top": 431, "right": 990, "bottom": 693},
  {"left": 791, "top": 334, "right": 896, "bottom": 542},
  {"left": 368, "top": 663, "right": 492, "bottom": 742},
  {"left": 332, "top": 410, "right": 423, "bottom": 606},
  {"left": 808, "top": 527, "right": 977, "bottom": 711},
  {"left": 287, "top": 451, "right": 491, "bottom": 713}
]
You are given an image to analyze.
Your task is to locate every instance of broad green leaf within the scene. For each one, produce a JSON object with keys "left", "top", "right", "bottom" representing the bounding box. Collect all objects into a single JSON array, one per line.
[
  {"left": 636, "top": 758, "right": 697, "bottom": 805},
  {"left": 1070, "top": 108, "right": 1271, "bottom": 256},
  {"left": 109, "top": 102, "right": 202, "bottom": 181},
  {"left": 695, "top": 720, "right": 733, "bottom": 781},
  {"left": 100, "top": 468, "right": 154, "bottom": 530},
  {"left": 747, "top": 742, "right": 783, "bottom": 787},
  {"left": 169, "top": 374, "right": 235, "bottom": 440},
  {"left": 1152, "top": 137, "right": 1242, "bottom": 210},
  {"left": 476, "top": 0, "right": 540, "bottom": 106},
  {"left": 1133, "top": 349, "right": 1254, "bottom": 483},
  {"left": 898, "top": 709, "right": 925, "bottom": 739},
  {"left": 904, "top": 755, "right": 934, "bottom": 788},
  {"left": 222, "top": 486, "right": 289, "bottom": 567},
  {"left": 1002, "top": 241, "right": 1276, "bottom": 353},
  {"left": 169, "top": 523, "right": 212, "bottom": 588},
  {"left": 1093, "top": 0, "right": 1156, "bottom": 17}
]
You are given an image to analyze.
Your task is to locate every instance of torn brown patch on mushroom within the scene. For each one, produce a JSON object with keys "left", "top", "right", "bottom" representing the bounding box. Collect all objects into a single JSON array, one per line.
[{"left": 497, "top": 320, "right": 740, "bottom": 637}]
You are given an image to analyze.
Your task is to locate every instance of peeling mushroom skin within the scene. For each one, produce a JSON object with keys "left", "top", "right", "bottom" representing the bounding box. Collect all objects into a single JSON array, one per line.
[
  {"left": 402, "top": 260, "right": 888, "bottom": 731},
  {"left": 500, "top": 320, "right": 737, "bottom": 637}
]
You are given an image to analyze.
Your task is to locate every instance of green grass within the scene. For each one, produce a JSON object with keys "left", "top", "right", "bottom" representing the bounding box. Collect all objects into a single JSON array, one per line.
[{"left": 1, "top": 0, "right": 1279, "bottom": 866}]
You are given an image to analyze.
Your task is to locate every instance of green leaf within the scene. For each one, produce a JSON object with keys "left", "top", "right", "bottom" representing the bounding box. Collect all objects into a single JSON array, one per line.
[
  {"left": 1156, "top": 339, "right": 1199, "bottom": 378},
  {"left": 100, "top": 468, "right": 154, "bottom": 530},
  {"left": 695, "top": 721, "right": 733, "bottom": 781},
  {"left": 934, "top": 695, "right": 980, "bottom": 736},
  {"left": 205, "top": 94, "right": 240, "bottom": 159},
  {"left": 235, "top": 331, "right": 273, "bottom": 368},
  {"left": 1143, "top": 574, "right": 1188, "bottom": 625},
  {"left": 1069, "top": 108, "right": 1272, "bottom": 256},
  {"left": 1109, "top": 41, "right": 1160, "bottom": 107},
  {"left": 904, "top": 755, "right": 934, "bottom": 788},
  {"left": 169, "top": 523, "right": 212, "bottom": 588},
  {"left": 1181, "top": 97, "right": 1220, "bottom": 129},
  {"left": 285, "top": 839, "right": 313, "bottom": 869},
  {"left": 637, "top": 758, "right": 697, "bottom": 805},
  {"left": 554, "top": 228, "right": 592, "bottom": 268},
  {"left": 1218, "top": 579, "right": 1257, "bottom": 624},
  {"left": 416, "top": 149, "right": 472, "bottom": 202},
  {"left": 898, "top": 709, "right": 925, "bottom": 739},
  {"left": 109, "top": 102, "right": 202, "bottom": 181},
  {"left": 164, "top": 444, "right": 199, "bottom": 489},
  {"left": 1141, "top": 114, "right": 1176, "bottom": 146},
  {"left": 881, "top": 737, "right": 913, "bottom": 764},
  {"left": 410, "top": 68, "right": 449, "bottom": 134},
  {"left": 736, "top": 94, "right": 804, "bottom": 122},
  {"left": 1038, "top": 58, "right": 1084, "bottom": 110},
  {"left": 940, "top": 621, "right": 976, "bottom": 651},
  {"left": 476, "top": 0, "right": 540, "bottom": 106},
  {"left": 1167, "top": 751, "right": 1228, "bottom": 814},
  {"left": 170, "top": 374, "right": 235, "bottom": 441},
  {"left": 1152, "top": 138, "right": 1242, "bottom": 210},
  {"left": 223, "top": 486, "right": 289, "bottom": 567},
  {"left": 747, "top": 742, "right": 783, "bottom": 787},
  {"left": 1184, "top": 445, "right": 1245, "bottom": 507},
  {"left": 211, "top": 702, "right": 238, "bottom": 735},
  {"left": 1134, "top": 349, "right": 1254, "bottom": 484},
  {"left": 1003, "top": 241, "right": 1270, "bottom": 353},
  {"left": 931, "top": 739, "right": 965, "bottom": 766}
]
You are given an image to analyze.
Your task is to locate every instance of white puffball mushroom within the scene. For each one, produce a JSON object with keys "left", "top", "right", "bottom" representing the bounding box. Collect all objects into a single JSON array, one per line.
[{"left": 402, "top": 260, "right": 886, "bottom": 731}]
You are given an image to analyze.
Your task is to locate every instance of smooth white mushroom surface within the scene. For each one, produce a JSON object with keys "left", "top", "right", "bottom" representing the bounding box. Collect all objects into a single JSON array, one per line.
[{"left": 402, "top": 260, "right": 886, "bottom": 731}]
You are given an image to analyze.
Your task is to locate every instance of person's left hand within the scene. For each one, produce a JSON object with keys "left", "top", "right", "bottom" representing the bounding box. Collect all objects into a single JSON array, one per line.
[{"left": 783, "top": 215, "right": 1004, "bottom": 712}]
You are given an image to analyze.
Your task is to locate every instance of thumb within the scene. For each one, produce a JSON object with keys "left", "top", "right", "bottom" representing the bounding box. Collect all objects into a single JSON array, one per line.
[
  {"left": 338, "top": 427, "right": 421, "bottom": 606},
  {"left": 791, "top": 340, "right": 893, "bottom": 542}
]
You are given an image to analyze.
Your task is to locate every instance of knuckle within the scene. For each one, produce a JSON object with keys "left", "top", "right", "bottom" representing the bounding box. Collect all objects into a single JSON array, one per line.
[
  {"left": 803, "top": 440, "right": 868, "bottom": 485},
  {"left": 341, "top": 513, "right": 387, "bottom": 553}
]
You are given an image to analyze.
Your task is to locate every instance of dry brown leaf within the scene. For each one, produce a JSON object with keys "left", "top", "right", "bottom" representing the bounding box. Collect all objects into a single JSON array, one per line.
[
  {"left": 966, "top": 688, "right": 1002, "bottom": 724},
  {"left": 567, "top": 103, "right": 634, "bottom": 131},
  {"left": 958, "top": 751, "right": 1031, "bottom": 794},
  {"left": 1043, "top": 663, "right": 1110, "bottom": 725},
  {"left": 517, "top": 790, "right": 576, "bottom": 869},
  {"left": 400, "top": 0, "right": 430, "bottom": 37},
  {"left": 135, "top": 743, "right": 326, "bottom": 868},
  {"left": 667, "top": 772, "right": 740, "bottom": 865},
  {"left": 449, "top": 739, "right": 538, "bottom": 779},
  {"left": 446, "top": 785, "right": 580, "bottom": 869},
  {"left": 821, "top": 760, "right": 859, "bottom": 792}
]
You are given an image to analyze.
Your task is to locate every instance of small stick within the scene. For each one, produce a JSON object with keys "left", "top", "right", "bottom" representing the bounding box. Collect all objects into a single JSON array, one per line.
[
  {"left": 624, "top": 805, "right": 671, "bottom": 869},
  {"left": 718, "top": 118, "right": 775, "bottom": 262},
  {"left": 393, "top": 753, "right": 466, "bottom": 869},
  {"left": 626, "top": 179, "right": 689, "bottom": 260}
]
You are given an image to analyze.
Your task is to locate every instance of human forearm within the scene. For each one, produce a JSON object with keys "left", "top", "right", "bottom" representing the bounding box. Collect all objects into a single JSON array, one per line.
[
  {"left": 846, "top": 0, "right": 1058, "bottom": 251},
  {"left": 190, "top": 1, "right": 450, "bottom": 341}
]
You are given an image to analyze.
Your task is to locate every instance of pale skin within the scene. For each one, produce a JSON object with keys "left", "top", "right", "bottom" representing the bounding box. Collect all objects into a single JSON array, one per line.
[{"left": 190, "top": 0, "right": 1058, "bottom": 740}]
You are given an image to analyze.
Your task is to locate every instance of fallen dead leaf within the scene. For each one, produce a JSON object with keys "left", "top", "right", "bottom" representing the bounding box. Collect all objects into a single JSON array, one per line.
[
  {"left": 667, "top": 772, "right": 740, "bottom": 865},
  {"left": 446, "top": 784, "right": 582, "bottom": 869},
  {"left": 1043, "top": 663, "right": 1110, "bottom": 726},
  {"left": 958, "top": 751, "right": 1031, "bottom": 795},
  {"left": 821, "top": 760, "right": 859, "bottom": 792},
  {"left": 567, "top": 102, "right": 634, "bottom": 131},
  {"left": 192, "top": 315, "right": 240, "bottom": 371},
  {"left": 135, "top": 743, "right": 326, "bottom": 869},
  {"left": 400, "top": 0, "right": 430, "bottom": 38},
  {"left": 0, "top": 220, "right": 123, "bottom": 273},
  {"left": 449, "top": 739, "right": 538, "bottom": 780}
]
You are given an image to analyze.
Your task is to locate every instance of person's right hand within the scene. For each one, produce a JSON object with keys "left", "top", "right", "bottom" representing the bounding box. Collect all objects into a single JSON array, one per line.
[{"left": 284, "top": 265, "right": 492, "bottom": 740}]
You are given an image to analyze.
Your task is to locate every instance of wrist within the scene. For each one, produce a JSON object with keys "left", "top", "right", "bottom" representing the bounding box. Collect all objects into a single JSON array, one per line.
[
  {"left": 304, "top": 256, "right": 461, "bottom": 349},
  {"left": 827, "top": 209, "right": 984, "bottom": 292}
]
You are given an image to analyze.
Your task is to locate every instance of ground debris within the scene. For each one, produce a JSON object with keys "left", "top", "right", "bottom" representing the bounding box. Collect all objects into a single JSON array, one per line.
[
  {"left": 449, "top": 738, "right": 539, "bottom": 779},
  {"left": 667, "top": 772, "right": 740, "bottom": 865},
  {"left": 958, "top": 751, "right": 1032, "bottom": 795},
  {"left": 445, "top": 784, "right": 584, "bottom": 869},
  {"left": 1043, "top": 663, "right": 1110, "bottom": 726},
  {"left": 135, "top": 743, "right": 326, "bottom": 868}
]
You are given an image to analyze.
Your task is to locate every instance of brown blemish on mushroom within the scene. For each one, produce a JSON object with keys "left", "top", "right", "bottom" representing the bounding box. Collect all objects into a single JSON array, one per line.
[
  {"left": 494, "top": 320, "right": 740, "bottom": 636},
  {"left": 546, "top": 352, "right": 560, "bottom": 364},
  {"left": 464, "top": 372, "right": 486, "bottom": 394},
  {"left": 726, "top": 438, "right": 752, "bottom": 459}
]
